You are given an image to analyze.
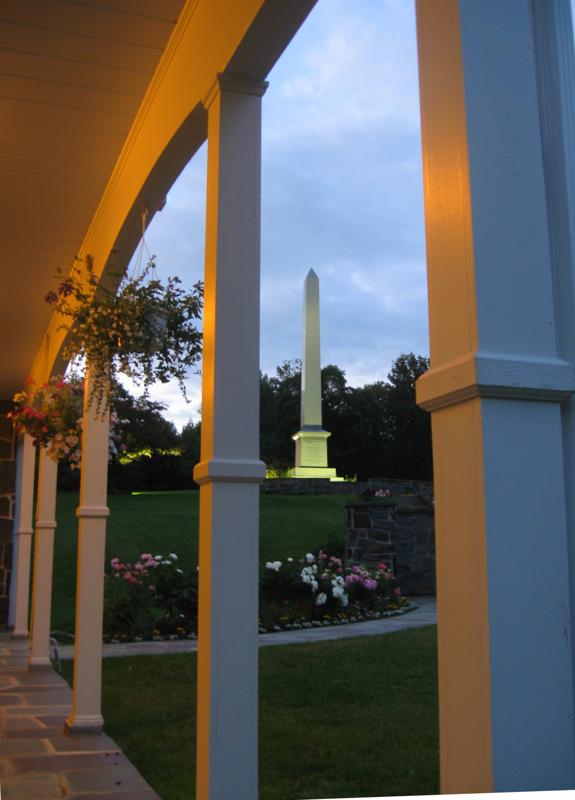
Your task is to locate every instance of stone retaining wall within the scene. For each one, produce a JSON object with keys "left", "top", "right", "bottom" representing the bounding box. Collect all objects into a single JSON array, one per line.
[
  {"left": 261, "top": 479, "right": 367, "bottom": 495},
  {"left": 346, "top": 500, "right": 436, "bottom": 595},
  {"left": 0, "top": 403, "right": 16, "bottom": 625},
  {"left": 261, "top": 477, "right": 434, "bottom": 496}
]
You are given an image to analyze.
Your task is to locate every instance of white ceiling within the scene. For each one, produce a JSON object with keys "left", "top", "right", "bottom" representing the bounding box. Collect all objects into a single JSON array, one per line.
[{"left": 0, "top": 0, "right": 186, "bottom": 395}]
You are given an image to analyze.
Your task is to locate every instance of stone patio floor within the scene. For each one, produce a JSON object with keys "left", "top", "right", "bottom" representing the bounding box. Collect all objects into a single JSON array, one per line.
[{"left": 0, "top": 636, "right": 161, "bottom": 800}]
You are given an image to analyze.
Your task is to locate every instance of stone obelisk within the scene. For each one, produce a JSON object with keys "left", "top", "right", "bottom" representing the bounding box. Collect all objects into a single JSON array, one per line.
[{"left": 288, "top": 269, "right": 338, "bottom": 479}]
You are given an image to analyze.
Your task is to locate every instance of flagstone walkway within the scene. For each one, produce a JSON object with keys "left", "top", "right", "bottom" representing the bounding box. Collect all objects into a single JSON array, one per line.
[{"left": 0, "top": 636, "right": 160, "bottom": 800}]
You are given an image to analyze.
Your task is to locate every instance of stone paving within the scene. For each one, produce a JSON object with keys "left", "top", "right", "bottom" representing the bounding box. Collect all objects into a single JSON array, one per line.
[
  {"left": 0, "top": 636, "right": 160, "bottom": 800},
  {"left": 58, "top": 596, "right": 437, "bottom": 660}
]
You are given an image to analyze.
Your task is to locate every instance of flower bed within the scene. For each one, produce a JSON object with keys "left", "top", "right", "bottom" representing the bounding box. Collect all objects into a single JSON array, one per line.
[
  {"left": 97, "top": 549, "right": 413, "bottom": 644},
  {"left": 259, "top": 550, "right": 412, "bottom": 633}
]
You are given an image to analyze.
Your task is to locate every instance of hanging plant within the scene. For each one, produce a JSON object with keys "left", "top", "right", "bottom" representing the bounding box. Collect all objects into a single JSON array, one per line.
[
  {"left": 8, "top": 376, "right": 84, "bottom": 468},
  {"left": 8, "top": 376, "right": 126, "bottom": 468},
  {"left": 44, "top": 255, "right": 203, "bottom": 414}
]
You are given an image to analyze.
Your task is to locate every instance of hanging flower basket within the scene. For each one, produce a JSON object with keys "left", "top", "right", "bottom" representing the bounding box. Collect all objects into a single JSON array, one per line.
[
  {"left": 8, "top": 376, "right": 126, "bottom": 468},
  {"left": 44, "top": 256, "right": 203, "bottom": 413},
  {"left": 8, "top": 377, "right": 84, "bottom": 468}
]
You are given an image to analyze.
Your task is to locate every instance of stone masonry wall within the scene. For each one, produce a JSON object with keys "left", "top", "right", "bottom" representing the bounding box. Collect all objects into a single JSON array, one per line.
[
  {"left": 261, "top": 479, "right": 367, "bottom": 495},
  {"left": 0, "top": 402, "right": 16, "bottom": 625},
  {"left": 261, "top": 477, "right": 434, "bottom": 496},
  {"left": 346, "top": 500, "right": 436, "bottom": 595}
]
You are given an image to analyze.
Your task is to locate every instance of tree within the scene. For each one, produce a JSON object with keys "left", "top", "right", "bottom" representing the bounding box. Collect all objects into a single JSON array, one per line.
[
  {"left": 111, "top": 382, "right": 180, "bottom": 454},
  {"left": 385, "top": 353, "right": 432, "bottom": 479},
  {"left": 259, "top": 353, "right": 432, "bottom": 481}
]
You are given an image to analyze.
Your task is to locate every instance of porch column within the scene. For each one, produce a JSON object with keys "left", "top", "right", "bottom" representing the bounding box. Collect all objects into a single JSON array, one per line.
[
  {"left": 415, "top": 0, "right": 575, "bottom": 793},
  {"left": 66, "top": 368, "right": 110, "bottom": 734},
  {"left": 29, "top": 448, "right": 57, "bottom": 667},
  {"left": 11, "top": 434, "right": 35, "bottom": 638},
  {"left": 193, "top": 73, "right": 267, "bottom": 800}
]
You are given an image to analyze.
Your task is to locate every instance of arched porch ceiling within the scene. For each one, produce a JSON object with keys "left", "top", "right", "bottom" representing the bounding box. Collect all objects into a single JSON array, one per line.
[{"left": 1, "top": 0, "right": 316, "bottom": 396}]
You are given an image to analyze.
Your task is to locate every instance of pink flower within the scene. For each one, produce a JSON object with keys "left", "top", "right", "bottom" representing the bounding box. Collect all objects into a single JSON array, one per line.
[
  {"left": 140, "top": 553, "right": 153, "bottom": 561},
  {"left": 133, "top": 562, "right": 144, "bottom": 572},
  {"left": 110, "top": 558, "right": 120, "bottom": 570},
  {"left": 143, "top": 559, "right": 158, "bottom": 568},
  {"left": 345, "top": 574, "right": 361, "bottom": 586},
  {"left": 377, "top": 562, "right": 387, "bottom": 571},
  {"left": 362, "top": 578, "right": 377, "bottom": 591},
  {"left": 394, "top": 587, "right": 402, "bottom": 596},
  {"left": 123, "top": 571, "right": 133, "bottom": 581}
]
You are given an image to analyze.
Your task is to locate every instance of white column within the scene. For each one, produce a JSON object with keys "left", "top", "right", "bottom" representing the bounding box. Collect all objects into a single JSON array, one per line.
[
  {"left": 66, "top": 368, "right": 110, "bottom": 734},
  {"left": 415, "top": 0, "right": 575, "bottom": 792},
  {"left": 11, "top": 435, "right": 35, "bottom": 638},
  {"left": 29, "top": 448, "right": 57, "bottom": 667},
  {"left": 193, "top": 73, "right": 267, "bottom": 800}
]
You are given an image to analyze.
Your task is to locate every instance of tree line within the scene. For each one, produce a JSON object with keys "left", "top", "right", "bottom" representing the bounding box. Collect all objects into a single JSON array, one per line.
[{"left": 58, "top": 353, "right": 432, "bottom": 491}]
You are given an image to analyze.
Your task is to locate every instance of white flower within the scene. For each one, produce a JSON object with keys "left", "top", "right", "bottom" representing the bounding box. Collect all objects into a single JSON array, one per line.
[
  {"left": 169, "top": 553, "right": 178, "bottom": 560},
  {"left": 176, "top": 568, "right": 183, "bottom": 574},
  {"left": 265, "top": 561, "right": 282, "bottom": 571},
  {"left": 154, "top": 555, "right": 163, "bottom": 560},
  {"left": 332, "top": 585, "right": 344, "bottom": 599},
  {"left": 305, "top": 553, "right": 315, "bottom": 564},
  {"left": 161, "top": 560, "right": 171, "bottom": 565},
  {"left": 311, "top": 580, "right": 318, "bottom": 592},
  {"left": 287, "top": 557, "right": 293, "bottom": 562},
  {"left": 340, "top": 593, "right": 349, "bottom": 607},
  {"left": 315, "top": 592, "right": 327, "bottom": 606}
]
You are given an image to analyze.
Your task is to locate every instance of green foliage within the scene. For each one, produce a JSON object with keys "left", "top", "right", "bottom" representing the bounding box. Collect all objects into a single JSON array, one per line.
[
  {"left": 104, "top": 553, "right": 197, "bottom": 640},
  {"left": 46, "top": 259, "right": 203, "bottom": 412},
  {"left": 260, "top": 353, "right": 432, "bottom": 480},
  {"left": 51, "top": 492, "right": 349, "bottom": 634}
]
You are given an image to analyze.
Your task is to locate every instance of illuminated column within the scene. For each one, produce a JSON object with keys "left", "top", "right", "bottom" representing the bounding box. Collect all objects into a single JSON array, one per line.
[
  {"left": 416, "top": 0, "right": 575, "bottom": 792},
  {"left": 29, "top": 448, "right": 57, "bottom": 667},
  {"left": 11, "top": 434, "right": 35, "bottom": 638},
  {"left": 66, "top": 368, "right": 110, "bottom": 734},
  {"left": 193, "top": 73, "right": 267, "bottom": 800}
]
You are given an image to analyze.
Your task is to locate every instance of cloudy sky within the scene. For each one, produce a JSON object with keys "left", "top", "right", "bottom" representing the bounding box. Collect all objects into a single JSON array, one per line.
[{"left": 131, "top": 0, "right": 428, "bottom": 429}]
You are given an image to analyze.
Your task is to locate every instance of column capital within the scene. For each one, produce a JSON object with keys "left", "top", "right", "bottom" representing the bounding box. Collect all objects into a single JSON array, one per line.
[
  {"left": 416, "top": 351, "right": 575, "bottom": 412},
  {"left": 203, "top": 72, "right": 268, "bottom": 110},
  {"left": 194, "top": 458, "right": 266, "bottom": 485},
  {"left": 16, "top": 527, "right": 33, "bottom": 537}
]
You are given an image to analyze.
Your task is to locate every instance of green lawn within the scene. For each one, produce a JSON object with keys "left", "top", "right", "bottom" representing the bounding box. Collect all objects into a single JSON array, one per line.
[
  {"left": 61, "top": 626, "right": 439, "bottom": 800},
  {"left": 51, "top": 491, "right": 350, "bottom": 632}
]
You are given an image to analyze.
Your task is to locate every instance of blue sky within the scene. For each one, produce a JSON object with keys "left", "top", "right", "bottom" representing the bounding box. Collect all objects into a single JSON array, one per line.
[{"left": 132, "top": 0, "right": 428, "bottom": 429}]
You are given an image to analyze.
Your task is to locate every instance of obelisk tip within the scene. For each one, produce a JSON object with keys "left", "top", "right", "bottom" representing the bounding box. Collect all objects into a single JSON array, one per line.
[{"left": 307, "top": 268, "right": 318, "bottom": 280}]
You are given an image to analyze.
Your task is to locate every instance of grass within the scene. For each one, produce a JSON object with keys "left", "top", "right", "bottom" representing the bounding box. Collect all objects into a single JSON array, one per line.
[
  {"left": 51, "top": 491, "right": 350, "bottom": 632},
  {"left": 61, "top": 625, "right": 439, "bottom": 800}
]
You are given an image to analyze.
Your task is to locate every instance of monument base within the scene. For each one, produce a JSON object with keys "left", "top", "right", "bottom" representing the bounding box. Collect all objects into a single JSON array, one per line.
[
  {"left": 289, "top": 428, "right": 340, "bottom": 480},
  {"left": 287, "top": 466, "right": 339, "bottom": 479}
]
